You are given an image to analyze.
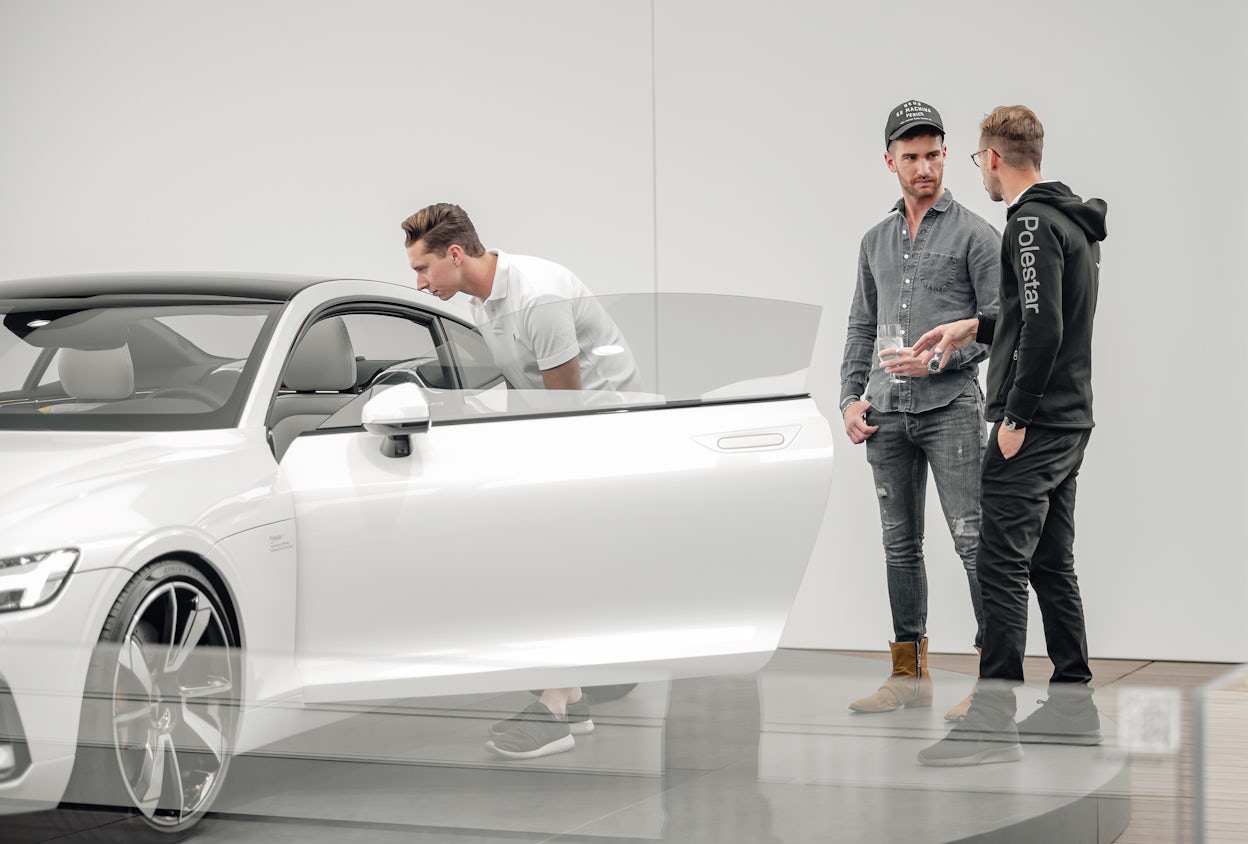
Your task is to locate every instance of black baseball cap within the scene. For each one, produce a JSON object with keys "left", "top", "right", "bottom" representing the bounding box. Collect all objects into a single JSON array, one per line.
[{"left": 885, "top": 100, "right": 944, "bottom": 147}]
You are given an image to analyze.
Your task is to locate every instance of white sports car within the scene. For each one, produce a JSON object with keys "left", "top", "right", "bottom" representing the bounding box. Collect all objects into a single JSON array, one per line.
[{"left": 0, "top": 273, "right": 833, "bottom": 834}]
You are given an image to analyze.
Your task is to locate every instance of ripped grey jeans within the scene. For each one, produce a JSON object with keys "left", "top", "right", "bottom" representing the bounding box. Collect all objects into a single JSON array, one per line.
[{"left": 864, "top": 381, "right": 986, "bottom": 649}]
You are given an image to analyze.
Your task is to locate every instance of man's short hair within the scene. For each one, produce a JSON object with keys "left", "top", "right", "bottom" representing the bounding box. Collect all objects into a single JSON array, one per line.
[
  {"left": 888, "top": 126, "right": 945, "bottom": 152},
  {"left": 401, "top": 203, "right": 486, "bottom": 256},
  {"left": 979, "top": 106, "right": 1044, "bottom": 170}
]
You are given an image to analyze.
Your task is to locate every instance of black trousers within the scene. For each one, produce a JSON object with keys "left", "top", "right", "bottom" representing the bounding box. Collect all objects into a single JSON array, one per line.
[{"left": 976, "top": 423, "right": 1094, "bottom": 689}]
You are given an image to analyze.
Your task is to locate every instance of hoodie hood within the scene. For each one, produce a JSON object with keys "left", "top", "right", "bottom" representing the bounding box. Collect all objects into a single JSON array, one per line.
[{"left": 1010, "top": 181, "right": 1108, "bottom": 243}]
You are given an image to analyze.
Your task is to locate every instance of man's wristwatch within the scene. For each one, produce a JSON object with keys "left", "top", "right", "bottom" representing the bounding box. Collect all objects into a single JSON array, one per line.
[
  {"left": 1003, "top": 416, "right": 1023, "bottom": 431},
  {"left": 927, "top": 352, "right": 944, "bottom": 374}
]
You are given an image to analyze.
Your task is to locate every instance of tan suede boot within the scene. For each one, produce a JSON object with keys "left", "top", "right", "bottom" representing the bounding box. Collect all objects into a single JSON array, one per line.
[
  {"left": 943, "top": 646, "right": 982, "bottom": 721},
  {"left": 849, "top": 638, "right": 933, "bottom": 712}
]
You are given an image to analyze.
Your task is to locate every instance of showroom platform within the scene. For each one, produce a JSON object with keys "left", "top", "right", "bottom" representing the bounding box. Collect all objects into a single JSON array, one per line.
[{"left": 1, "top": 650, "right": 1129, "bottom": 843}]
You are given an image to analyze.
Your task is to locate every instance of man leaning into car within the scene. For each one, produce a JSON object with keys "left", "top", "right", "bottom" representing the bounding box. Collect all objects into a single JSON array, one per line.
[
  {"left": 400, "top": 202, "right": 639, "bottom": 760},
  {"left": 839, "top": 101, "right": 1000, "bottom": 720}
]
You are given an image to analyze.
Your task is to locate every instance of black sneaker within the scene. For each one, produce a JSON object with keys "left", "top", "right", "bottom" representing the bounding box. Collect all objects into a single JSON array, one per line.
[
  {"left": 490, "top": 694, "right": 593, "bottom": 737},
  {"left": 484, "top": 702, "right": 575, "bottom": 760},
  {"left": 1016, "top": 696, "right": 1102, "bottom": 745},
  {"left": 918, "top": 706, "right": 1022, "bottom": 767}
]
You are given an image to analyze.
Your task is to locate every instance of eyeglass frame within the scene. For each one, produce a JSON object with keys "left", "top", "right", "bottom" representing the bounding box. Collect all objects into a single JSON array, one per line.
[{"left": 971, "top": 148, "right": 996, "bottom": 168}]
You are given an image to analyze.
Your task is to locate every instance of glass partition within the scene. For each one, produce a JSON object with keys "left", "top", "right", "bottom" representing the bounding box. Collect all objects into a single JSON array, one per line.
[
  {"left": 1194, "top": 663, "right": 1248, "bottom": 843},
  {"left": 321, "top": 293, "right": 823, "bottom": 431}
]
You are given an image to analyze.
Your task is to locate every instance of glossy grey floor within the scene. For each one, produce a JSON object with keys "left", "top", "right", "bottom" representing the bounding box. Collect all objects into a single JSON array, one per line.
[{"left": 0, "top": 650, "right": 1130, "bottom": 843}]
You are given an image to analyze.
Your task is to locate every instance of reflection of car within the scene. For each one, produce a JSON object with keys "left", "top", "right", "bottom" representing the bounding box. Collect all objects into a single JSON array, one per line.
[{"left": 0, "top": 273, "right": 834, "bottom": 834}]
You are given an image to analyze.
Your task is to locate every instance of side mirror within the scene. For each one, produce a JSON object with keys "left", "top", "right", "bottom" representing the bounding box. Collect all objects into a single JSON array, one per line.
[{"left": 362, "top": 382, "right": 430, "bottom": 457}]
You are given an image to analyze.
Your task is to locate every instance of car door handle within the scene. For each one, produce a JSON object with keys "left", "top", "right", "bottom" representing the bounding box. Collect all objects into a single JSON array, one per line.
[{"left": 693, "top": 425, "right": 801, "bottom": 453}]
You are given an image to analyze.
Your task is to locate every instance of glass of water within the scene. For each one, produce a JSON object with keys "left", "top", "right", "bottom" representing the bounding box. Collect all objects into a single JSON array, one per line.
[{"left": 876, "top": 323, "right": 905, "bottom": 383}]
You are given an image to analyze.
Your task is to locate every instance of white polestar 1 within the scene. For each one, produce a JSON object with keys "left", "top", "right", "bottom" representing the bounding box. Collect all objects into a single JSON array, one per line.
[{"left": 0, "top": 273, "right": 833, "bottom": 834}]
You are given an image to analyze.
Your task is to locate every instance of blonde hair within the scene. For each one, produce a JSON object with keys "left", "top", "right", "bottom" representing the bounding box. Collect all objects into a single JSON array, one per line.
[{"left": 979, "top": 106, "right": 1044, "bottom": 170}]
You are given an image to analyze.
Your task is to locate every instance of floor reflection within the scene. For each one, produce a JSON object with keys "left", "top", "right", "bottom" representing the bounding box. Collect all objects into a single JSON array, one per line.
[{"left": 0, "top": 650, "right": 1129, "bottom": 843}]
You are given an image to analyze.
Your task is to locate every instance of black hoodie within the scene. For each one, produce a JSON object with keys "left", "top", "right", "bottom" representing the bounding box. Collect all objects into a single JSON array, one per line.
[{"left": 976, "top": 181, "right": 1108, "bottom": 429}]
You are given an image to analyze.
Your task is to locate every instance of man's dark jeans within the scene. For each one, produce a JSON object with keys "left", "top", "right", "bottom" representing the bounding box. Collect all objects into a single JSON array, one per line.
[
  {"left": 864, "top": 384, "right": 986, "bottom": 648},
  {"left": 976, "top": 423, "right": 1094, "bottom": 687}
]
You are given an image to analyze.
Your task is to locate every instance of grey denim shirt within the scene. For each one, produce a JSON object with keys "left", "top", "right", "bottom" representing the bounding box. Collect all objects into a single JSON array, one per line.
[{"left": 840, "top": 189, "right": 1001, "bottom": 414}]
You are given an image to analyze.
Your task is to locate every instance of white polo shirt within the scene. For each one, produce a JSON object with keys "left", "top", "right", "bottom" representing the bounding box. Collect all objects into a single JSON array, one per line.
[{"left": 469, "top": 250, "right": 643, "bottom": 392}]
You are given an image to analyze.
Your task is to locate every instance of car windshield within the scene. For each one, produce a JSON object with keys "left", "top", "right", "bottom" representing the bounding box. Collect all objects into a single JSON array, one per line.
[{"left": 0, "top": 298, "right": 280, "bottom": 431}]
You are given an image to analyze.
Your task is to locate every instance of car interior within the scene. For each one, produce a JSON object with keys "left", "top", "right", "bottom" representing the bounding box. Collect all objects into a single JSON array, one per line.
[{"left": 266, "top": 317, "right": 361, "bottom": 460}]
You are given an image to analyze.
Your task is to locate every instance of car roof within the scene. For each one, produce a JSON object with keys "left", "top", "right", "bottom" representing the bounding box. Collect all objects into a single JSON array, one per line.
[{"left": 0, "top": 272, "right": 336, "bottom": 302}]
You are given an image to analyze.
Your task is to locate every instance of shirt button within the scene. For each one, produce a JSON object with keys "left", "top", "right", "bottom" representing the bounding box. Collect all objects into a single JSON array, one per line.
[
  {"left": 904, "top": 254, "right": 910, "bottom": 259},
  {"left": 905, "top": 278, "right": 911, "bottom": 284},
  {"left": 902, "top": 229, "right": 908, "bottom": 234}
]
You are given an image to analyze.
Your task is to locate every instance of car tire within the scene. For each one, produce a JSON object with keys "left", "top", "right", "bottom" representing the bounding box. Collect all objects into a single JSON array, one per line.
[{"left": 62, "top": 559, "right": 240, "bottom": 840}]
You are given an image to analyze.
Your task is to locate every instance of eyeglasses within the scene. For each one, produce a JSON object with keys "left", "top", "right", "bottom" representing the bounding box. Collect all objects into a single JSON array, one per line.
[{"left": 971, "top": 148, "right": 995, "bottom": 168}]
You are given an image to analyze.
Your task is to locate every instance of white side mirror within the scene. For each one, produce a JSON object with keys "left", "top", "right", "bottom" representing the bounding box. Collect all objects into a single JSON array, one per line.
[{"left": 362, "top": 383, "right": 430, "bottom": 456}]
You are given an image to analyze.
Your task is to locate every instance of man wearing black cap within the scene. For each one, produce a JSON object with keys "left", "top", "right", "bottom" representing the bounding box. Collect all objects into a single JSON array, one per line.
[{"left": 840, "top": 100, "right": 1000, "bottom": 720}]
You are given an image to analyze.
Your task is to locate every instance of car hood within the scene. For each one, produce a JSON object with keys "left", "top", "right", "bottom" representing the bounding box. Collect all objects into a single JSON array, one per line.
[{"left": 0, "top": 429, "right": 280, "bottom": 562}]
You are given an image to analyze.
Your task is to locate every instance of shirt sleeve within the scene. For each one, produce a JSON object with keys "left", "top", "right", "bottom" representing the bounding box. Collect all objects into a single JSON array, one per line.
[
  {"left": 520, "top": 295, "right": 580, "bottom": 371},
  {"left": 947, "top": 220, "right": 1001, "bottom": 370},
  {"left": 840, "top": 240, "right": 878, "bottom": 407},
  {"left": 1004, "top": 210, "right": 1064, "bottom": 426}
]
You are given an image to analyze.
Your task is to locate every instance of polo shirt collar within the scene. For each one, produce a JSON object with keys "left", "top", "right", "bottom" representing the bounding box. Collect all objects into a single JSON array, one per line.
[{"left": 483, "top": 249, "right": 510, "bottom": 305}]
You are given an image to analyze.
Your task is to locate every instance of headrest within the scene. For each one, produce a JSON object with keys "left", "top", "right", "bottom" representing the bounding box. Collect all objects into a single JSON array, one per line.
[
  {"left": 59, "top": 346, "right": 135, "bottom": 401},
  {"left": 284, "top": 317, "right": 357, "bottom": 392}
]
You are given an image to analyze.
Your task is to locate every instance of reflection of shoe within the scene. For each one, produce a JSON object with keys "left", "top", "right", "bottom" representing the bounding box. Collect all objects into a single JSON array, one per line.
[
  {"left": 944, "top": 689, "right": 976, "bottom": 721},
  {"left": 1017, "top": 695, "right": 1102, "bottom": 745},
  {"left": 490, "top": 694, "right": 593, "bottom": 736},
  {"left": 918, "top": 705, "right": 1022, "bottom": 767},
  {"left": 485, "top": 702, "right": 575, "bottom": 759},
  {"left": 944, "top": 646, "right": 982, "bottom": 721}
]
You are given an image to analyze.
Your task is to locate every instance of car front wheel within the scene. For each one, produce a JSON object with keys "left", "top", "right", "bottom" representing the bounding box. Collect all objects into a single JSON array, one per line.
[{"left": 67, "top": 559, "right": 239, "bottom": 838}]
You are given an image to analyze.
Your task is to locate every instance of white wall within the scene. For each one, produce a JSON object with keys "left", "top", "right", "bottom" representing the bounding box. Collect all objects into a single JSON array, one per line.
[
  {"left": 0, "top": 0, "right": 656, "bottom": 294},
  {"left": 650, "top": 0, "right": 1248, "bottom": 663},
  {"left": 1, "top": 0, "right": 1244, "bottom": 661}
]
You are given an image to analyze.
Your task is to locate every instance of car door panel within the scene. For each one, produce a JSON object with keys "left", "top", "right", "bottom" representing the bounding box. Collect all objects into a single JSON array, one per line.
[{"left": 283, "top": 398, "right": 833, "bottom": 701}]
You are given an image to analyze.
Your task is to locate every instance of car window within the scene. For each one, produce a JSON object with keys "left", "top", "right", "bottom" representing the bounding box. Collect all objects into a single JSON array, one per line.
[
  {"left": 0, "top": 301, "right": 280, "bottom": 431},
  {"left": 156, "top": 314, "right": 268, "bottom": 359},
  {"left": 311, "top": 294, "right": 821, "bottom": 432},
  {"left": 442, "top": 319, "right": 505, "bottom": 390},
  {"left": 269, "top": 310, "right": 448, "bottom": 440}
]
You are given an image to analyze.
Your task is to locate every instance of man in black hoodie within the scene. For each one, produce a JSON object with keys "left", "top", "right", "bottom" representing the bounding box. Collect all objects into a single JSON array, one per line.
[{"left": 912, "top": 105, "right": 1109, "bottom": 766}]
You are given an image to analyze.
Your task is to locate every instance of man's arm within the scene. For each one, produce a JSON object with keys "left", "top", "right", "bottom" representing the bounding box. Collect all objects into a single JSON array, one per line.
[
  {"left": 943, "top": 222, "right": 1001, "bottom": 370},
  {"left": 1002, "top": 212, "right": 1065, "bottom": 427},
  {"left": 840, "top": 241, "right": 880, "bottom": 443},
  {"left": 884, "top": 221, "right": 1003, "bottom": 378},
  {"left": 912, "top": 317, "right": 981, "bottom": 365},
  {"left": 541, "top": 357, "right": 581, "bottom": 390},
  {"left": 521, "top": 297, "right": 582, "bottom": 390}
]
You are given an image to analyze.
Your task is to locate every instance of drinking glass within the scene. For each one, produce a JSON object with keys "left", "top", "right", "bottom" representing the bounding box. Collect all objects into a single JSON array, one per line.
[{"left": 876, "top": 323, "right": 905, "bottom": 384}]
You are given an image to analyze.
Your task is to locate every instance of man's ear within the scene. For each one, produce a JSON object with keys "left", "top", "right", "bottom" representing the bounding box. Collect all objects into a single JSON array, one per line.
[{"left": 884, "top": 150, "right": 897, "bottom": 173}]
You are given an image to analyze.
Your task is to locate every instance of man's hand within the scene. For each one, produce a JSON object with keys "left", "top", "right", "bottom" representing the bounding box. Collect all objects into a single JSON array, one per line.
[
  {"left": 843, "top": 400, "right": 878, "bottom": 444},
  {"left": 880, "top": 346, "right": 937, "bottom": 378},
  {"left": 911, "top": 318, "right": 979, "bottom": 372},
  {"left": 997, "top": 423, "right": 1025, "bottom": 459}
]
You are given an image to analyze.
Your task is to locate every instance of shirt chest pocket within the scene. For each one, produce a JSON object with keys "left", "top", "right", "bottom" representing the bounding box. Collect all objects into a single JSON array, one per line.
[{"left": 919, "top": 252, "right": 962, "bottom": 291}]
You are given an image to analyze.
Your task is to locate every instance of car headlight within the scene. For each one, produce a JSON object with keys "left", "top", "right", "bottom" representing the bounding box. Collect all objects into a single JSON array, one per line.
[{"left": 0, "top": 549, "right": 79, "bottom": 612}]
